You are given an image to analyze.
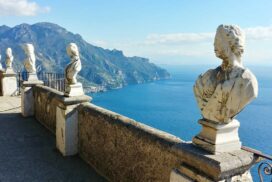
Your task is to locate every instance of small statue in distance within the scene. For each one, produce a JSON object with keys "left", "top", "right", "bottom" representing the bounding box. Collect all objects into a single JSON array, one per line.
[
  {"left": 23, "top": 43, "right": 36, "bottom": 73},
  {"left": 65, "top": 43, "right": 82, "bottom": 85},
  {"left": 5, "top": 48, "right": 14, "bottom": 73},
  {"left": 193, "top": 24, "right": 258, "bottom": 124}
]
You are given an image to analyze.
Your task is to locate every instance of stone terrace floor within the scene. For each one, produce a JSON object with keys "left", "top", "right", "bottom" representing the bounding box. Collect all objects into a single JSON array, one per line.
[{"left": 0, "top": 96, "right": 106, "bottom": 182}]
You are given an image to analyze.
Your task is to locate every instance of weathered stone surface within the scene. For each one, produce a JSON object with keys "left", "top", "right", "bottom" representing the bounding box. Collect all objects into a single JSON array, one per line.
[
  {"left": 5, "top": 47, "right": 14, "bottom": 73},
  {"left": 171, "top": 167, "right": 253, "bottom": 182},
  {"left": 23, "top": 43, "right": 36, "bottom": 73},
  {"left": 193, "top": 24, "right": 258, "bottom": 154},
  {"left": 170, "top": 169, "right": 192, "bottom": 182},
  {"left": 173, "top": 143, "right": 258, "bottom": 181},
  {"left": 33, "top": 85, "right": 63, "bottom": 133},
  {"left": 65, "top": 43, "right": 82, "bottom": 85},
  {"left": 21, "top": 86, "right": 35, "bottom": 117},
  {"left": 22, "top": 80, "right": 44, "bottom": 87},
  {"left": 21, "top": 81, "right": 44, "bottom": 117},
  {"left": 78, "top": 102, "right": 183, "bottom": 182},
  {"left": 64, "top": 82, "right": 84, "bottom": 97},
  {"left": 0, "top": 72, "right": 17, "bottom": 96},
  {"left": 193, "top": 119, "right": 241, "bottom": 154},
  {"left": 194, "top": 25, "right": 258, "bottom": 124},
  {"left": 77, "top": 103, "right": 259, "bottom": 181},
  {"left": 64, "top": 43, "right": 84, "bottom": 96},
  {"left": 55, "top": 94, "right": 91, "bottom": 109},
  {"left": 55, "top": 93, "right": 91, "bottom": 156},
  {"left": 56, "top": 104, "right": 79, "bottom": 156}
]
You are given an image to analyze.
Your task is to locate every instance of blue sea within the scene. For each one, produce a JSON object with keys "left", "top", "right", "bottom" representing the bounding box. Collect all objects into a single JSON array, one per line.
[{"left": 89, "top": 65, "right": 272, "bottom": 181}]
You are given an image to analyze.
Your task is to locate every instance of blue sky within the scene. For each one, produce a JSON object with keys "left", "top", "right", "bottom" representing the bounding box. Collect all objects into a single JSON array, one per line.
[{"left": 1, "top": 0, "right": 272, "bottom": 65}]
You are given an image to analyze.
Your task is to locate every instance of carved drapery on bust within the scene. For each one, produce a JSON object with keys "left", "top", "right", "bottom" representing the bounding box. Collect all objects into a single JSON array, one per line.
[
  {"left": 65, "top": 43, "right": 82, "bottom": 85},
  {"left": 23, "top": 44, "right": 36, "bottom": 73},
  {"left": 6, "top": 48, "right": 14, "bottom": 70},
  {"left": 193, "top": 25, "right": 258, "bottom": 124}
]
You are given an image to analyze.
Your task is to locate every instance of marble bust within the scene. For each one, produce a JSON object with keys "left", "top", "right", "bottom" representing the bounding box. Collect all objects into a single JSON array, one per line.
[
  {"left": 193, "top": 25, "right": 258, "bottom": 124},
  {"left": 23, "top": 44, "right": 36, "bottom": 73},
  {"left": 65, "top": 43, "right": 82, "bottom": 85},
  {"left": 5, "top": 48, "right": 14, "bottom": 72}
]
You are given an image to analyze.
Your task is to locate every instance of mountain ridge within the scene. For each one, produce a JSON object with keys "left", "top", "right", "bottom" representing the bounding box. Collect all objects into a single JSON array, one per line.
[{"left": 0, "top": 22, "right": 170, "bottom": 92}]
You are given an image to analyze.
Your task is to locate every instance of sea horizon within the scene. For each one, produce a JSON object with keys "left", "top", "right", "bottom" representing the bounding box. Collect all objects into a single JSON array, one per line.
[{"left": 90, "top": 64, "right": 272, "bottom": 181}]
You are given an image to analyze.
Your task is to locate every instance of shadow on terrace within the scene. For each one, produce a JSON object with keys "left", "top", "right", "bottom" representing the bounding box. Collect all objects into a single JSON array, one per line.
[{"left": 0, "top": 96, "right": 105, "bottom": 182}]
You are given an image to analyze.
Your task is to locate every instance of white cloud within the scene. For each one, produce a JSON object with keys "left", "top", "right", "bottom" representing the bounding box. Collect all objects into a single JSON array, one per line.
[
  {"left": 0, "top": 0, "right": 50, "bottom": 16},
  {"left": 88, "top": 25, "right": 272, "bottom": 65},
  {"left": 245, "top": 26, "right": 272, "bottom": 40},
  {"left": 144, "top": 25, "right": 272, "bottom": 46},
  {"left": 145, "top": 32, "right": 213, "bottom": 45}
]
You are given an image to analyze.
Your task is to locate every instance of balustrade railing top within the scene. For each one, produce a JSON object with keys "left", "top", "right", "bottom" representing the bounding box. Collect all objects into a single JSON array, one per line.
[
  {"left": 17, "top": 72, "right": 65, "bottom": 93},
  {"left": 242, "top": 146, "right": 272, "bottom": 182}
]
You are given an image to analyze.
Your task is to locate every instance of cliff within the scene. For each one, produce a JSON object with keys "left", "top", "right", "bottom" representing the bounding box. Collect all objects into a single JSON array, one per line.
[{"left": 0, "top": 22, "right": 170, "bottom": 92}]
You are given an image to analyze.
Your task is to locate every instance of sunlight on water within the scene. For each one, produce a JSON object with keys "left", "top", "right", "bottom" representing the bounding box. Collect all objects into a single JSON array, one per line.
[{"left": 90, "top": 65, "right": 272, "bottom": 181}]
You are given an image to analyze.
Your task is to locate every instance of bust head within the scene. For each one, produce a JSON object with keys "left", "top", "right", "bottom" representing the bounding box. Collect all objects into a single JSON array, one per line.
[
  {"left": 66, "top": 43, "right": 79, "bottom": 58},
  {"left": 23, "top": 43, "right": 34, "bottom": 56},
  {"left": 6, "top": 48, "right": 12, "bottom": 58},
  {"left": 214, "top": 25, "right": 245, "bottom": 65}
]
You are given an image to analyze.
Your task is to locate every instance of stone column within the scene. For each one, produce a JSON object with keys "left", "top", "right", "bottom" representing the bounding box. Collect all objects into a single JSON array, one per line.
[
  {"left": 55, "top": 95, "right": 92, "bottom": 156},
  {"left": 21, "top": 80, "right": 43, "bottom": 117},
  {"left": 0, "top": 71, "right": 17, "bottom": 96}
]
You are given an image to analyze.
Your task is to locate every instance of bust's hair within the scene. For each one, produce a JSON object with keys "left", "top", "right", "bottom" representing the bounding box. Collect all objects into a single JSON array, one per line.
[
  {"left": 67, "top": 43, "right": 79, "bottom": 57},
  {"left": 216, "top": 25, "right": 245, "bottom": 58},
  {"left": 6, "top": 48, "right": 12, "bottom": 56},
  {"left": 23, "top": 43, "right": 34, "bottom": 53}
]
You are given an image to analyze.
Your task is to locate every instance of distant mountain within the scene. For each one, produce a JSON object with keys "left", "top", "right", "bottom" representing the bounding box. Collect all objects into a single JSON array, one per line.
[{"left": 0, "top": 22, "right": 170, "bottom": 92}]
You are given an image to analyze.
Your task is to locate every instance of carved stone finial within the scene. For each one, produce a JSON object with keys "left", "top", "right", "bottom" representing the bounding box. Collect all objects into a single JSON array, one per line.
[
  {"left": 5, "top": 48, "right": 14, "bottom": 73},
  {"left": 23, "top": 43, "right": 36, "bottom": 73},
  {"left": 193, "top": 25, "right": 258, "bottom": 154}
]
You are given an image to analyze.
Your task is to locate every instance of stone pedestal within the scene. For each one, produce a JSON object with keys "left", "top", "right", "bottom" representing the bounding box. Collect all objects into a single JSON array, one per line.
[
  {"left": 193, "top": 119, "right": 241, "bottom": 154},
  {"left": 21, "top": 80, "right": 43, "bottom": 117},
  {"left": 171, "top": 143, "right": 257, "bottom": 182},
  {"left": 27, "top": 72, "right": 39, "bottom": 81},
  {"left": 65, "top": 83, "right": 84, "bottom": 97},
  {"left": 5, "top": 68, "right": 14, "bottom": 74},
  {"left": 0, "top": 71, "right": 17, "bottom": 96},
  {"left": 55, "top": 95, "right": 91, "bottom": 156}
]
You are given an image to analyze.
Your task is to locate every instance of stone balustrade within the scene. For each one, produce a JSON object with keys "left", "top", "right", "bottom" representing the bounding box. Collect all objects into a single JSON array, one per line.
[
  {"left": 24, "top": 84, "right": 259, "bottom": 181},
  {"left": 33, "top": 85, "right": 64, "bottom": 133},
  {"left": 0, "top": 40, "right": 262, "bottom": 181},
  {"left": 78, "top": 102, "right": 183, "bottom": 181}
]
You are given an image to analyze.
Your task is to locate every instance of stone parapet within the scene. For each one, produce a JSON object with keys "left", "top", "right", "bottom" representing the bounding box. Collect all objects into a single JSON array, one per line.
[
  {"left": 77, "top": 102, "right": 259, "bottom": 182},
  {"left": 27, "top": 83, "right": 260, "bottom": 181},
  {"left": 33, "top": 85, "right": 64, "bottom": 133},
  {"left": 78, "top": 102, "right": 183, "bottom": 181}
]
